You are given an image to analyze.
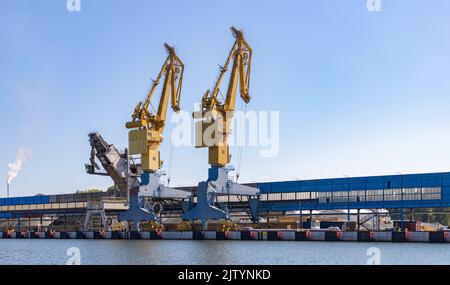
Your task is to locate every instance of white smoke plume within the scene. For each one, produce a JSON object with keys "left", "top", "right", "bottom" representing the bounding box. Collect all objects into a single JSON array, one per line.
[{"left": 5, "top": 147, "right": 32, "bottom": 184}]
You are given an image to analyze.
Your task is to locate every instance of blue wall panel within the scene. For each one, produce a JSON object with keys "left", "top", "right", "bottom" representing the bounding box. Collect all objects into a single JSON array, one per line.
[
  {"left": 365, "top": 177, "right": 385, "bottom": 189},
  {"left": 0, "top": 195, "right": 50, "bottom": 206},
  {"left": 421, "top": 174, "right": 442, "bottom": 187},
  {"left": 403, "top": 175, "right": 421, "bottom": 188}
]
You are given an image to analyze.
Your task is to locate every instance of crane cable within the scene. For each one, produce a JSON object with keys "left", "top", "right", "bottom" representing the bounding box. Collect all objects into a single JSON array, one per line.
[
  {"left": 167, "top": 118, "right": 176, "bottom": 186},
  {"left": 236, "top": 102, "right": 247, "bottom": 182}
]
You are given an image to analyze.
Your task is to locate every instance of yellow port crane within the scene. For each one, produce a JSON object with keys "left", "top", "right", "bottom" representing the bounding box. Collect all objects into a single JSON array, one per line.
[
  {"left": 119, "top": 43, "right": 190, "bottom": 228},
  {"left": 183, "top": 27, "right": 259, "bottom": 227},
  {"left": 194, "top": 26, "right": 252, "bottom": 167},
  {"left": 126, "top": 43, "right": 184, "bottom": 172}
]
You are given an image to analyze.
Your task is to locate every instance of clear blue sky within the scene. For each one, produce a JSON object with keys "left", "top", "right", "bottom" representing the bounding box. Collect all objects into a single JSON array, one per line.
[{"left": 1, "top": 0, "right": 450, "bottom": 197}]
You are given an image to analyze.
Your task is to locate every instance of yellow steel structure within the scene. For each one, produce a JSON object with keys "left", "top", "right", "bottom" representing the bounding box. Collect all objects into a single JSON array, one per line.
[
  {"left": 194, "top": 27, "right": 252, "bottom": 167},
  {"left": 126, "top": 43, "right": 184, "bottom": 172}
]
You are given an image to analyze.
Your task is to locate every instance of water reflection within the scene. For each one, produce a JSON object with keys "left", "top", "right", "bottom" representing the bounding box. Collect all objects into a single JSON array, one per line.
[{"left": 0, "top": 240, "right": 449, "bottom": 265}]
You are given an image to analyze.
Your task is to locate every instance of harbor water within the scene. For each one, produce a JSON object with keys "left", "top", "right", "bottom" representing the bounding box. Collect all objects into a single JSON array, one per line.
[{"left": 0, "top": 239, "right": 449, "bottom": 265}]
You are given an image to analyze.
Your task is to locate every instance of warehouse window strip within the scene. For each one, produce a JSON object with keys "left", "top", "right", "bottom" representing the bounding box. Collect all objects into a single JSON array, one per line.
[{"left": 261, "top": 187, "right": 441, "bottom": 203}]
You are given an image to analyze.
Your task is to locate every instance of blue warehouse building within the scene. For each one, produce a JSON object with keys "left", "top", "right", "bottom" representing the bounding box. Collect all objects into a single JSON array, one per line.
[
  {"left": 256, "top": 172, "right": 450, "bottom": 212},
  {"left": 0, "top": 172, "right": 449, "bottom": 226}
]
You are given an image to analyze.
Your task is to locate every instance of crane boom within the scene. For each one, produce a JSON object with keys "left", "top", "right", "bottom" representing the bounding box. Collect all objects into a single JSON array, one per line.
[
  {"left": 126, "top": 43, "right": 184, "bottom": 172},
  {"left": 194, "top": 27, "right": 252, "bottom": 167}
]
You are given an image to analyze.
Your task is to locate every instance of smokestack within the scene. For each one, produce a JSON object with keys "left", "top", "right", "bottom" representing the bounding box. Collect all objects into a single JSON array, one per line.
[{"left": 5, "top": 147, "right": 31, "bottom": 196}]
